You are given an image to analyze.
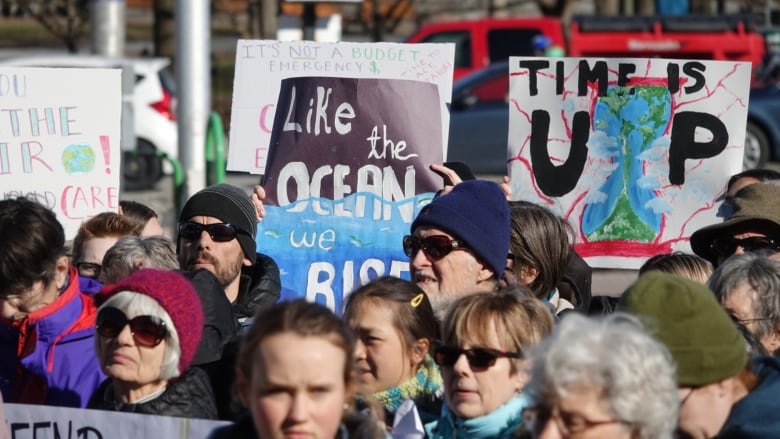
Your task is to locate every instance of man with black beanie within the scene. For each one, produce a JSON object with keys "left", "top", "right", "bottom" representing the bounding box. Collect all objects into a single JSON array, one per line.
[{"left": 177, "top": 183, "right": 281, "bottom": 326}]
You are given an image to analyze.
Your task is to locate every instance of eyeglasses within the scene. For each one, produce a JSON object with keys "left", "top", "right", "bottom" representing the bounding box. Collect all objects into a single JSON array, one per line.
[
  {"left": 522, "top": 405, "right": 628, "bottom": 437},
  {"left": 402, "top": 235, "right": 467, "bottom": 259},
  {"left": 178, "top": 221, "right": 249, "bottom": 243},
  {"left": 709, "top": 236, "right": 780, "bottom": 258},
  {"left": 76, "top": 262, "right": 101, "bottom": 279},
  {"left": 96, "top": 306, "right": 168, "bottom": 347},
  {"left": 433, "top": 345, "right": 523, "bottom": 369}
]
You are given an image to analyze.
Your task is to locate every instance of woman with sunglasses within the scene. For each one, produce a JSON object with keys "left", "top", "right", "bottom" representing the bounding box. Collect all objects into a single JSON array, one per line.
[
  {"left": 425, "top": 290, "right": 554, "bottom": 438},
  {"left": 87, "top": 268, "right": 218, "bottom": 419},
  {"left": 522, "top": 313, "right": 678, "bottom": 439},
  {"left": 343, "top": 276, "right": 442, "bottom": 428},
  {"left": 208, "top": 299, "right": 385, "bottom": 439}
]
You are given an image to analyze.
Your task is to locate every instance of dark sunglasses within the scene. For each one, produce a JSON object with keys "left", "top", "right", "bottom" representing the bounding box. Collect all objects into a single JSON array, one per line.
[
  {"left": 96, "top": 306, "right": 168, "bottom": 347},
  {"left": 178, "top": 221, "right": 248, "bottom": 243},
  {"left": 709, "top": 236, "right": 780, "bottom": 258},
  {"left": 403, "top": 235, "right": 466, "bottom": 259},
  {"left": 433, "top": 345, "right": 523, "bottom": 369},
  {"left": 76, "top": 261, "right": 101, "bottom": 279}
]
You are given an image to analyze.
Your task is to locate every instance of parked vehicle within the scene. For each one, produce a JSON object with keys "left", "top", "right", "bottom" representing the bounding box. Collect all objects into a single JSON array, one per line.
[
  {"left": 405, "top": 17, "right": 566, "bottom": 80},
  {"left": 0, "top": 55, "right": 177, "bottom": 190},
  {"left": 447, "top": 61, "right": 779, "bottom": 174}
]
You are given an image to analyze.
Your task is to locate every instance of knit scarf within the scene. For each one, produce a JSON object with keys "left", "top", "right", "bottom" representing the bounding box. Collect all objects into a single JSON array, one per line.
[{"left": 374, "top": 356, "right": 442, "bottom": 413}]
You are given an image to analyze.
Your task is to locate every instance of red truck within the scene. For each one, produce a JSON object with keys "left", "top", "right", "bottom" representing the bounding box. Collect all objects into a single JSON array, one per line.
[{"left": 407, "top": 14, "right": 766, "bottom": 80}]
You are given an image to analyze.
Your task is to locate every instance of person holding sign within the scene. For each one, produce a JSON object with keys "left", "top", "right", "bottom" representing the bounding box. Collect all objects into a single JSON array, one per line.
[
  {"left": 0, "top": 197, "right": 106, "bottom": 408},
  {"left": 177, "top": 183, "right": 281, "bottom": 326},
  {"left": 406, "top": 180, "right": 511, "bottom": 318},
  {"left": 209, "top": 299, "right": 385, "bottom": 439},
  {"left": 89, "top": 269, "right": 217, "bottom": 418}
]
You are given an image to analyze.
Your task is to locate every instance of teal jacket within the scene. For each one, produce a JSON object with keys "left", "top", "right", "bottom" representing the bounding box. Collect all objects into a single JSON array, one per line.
[{"left": 424, "top": 393, "right": 529, "bottom": 439}]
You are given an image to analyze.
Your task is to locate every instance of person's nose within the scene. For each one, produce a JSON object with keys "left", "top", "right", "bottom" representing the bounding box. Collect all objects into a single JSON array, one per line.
[
  {"left": 451, "top": 352, "right": 471, "bottom": 375},
  {"left": 536, "top": 418, "right": 563, "bottom": 439},
  {"left": 410, "top": 246, "right": 431, "bottom": 268},
  {"left": 354, "top": 338, "right": 367, "bottom": 361},
  {"left": 287, "top": 393, "right": 309, "bottom": 423},
  {"left": 115, "top": 323, "right": 135, "bottom": 345}
]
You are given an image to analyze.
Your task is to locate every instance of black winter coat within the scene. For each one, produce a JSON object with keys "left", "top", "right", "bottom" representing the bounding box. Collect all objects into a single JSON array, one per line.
[
  {"left": 234, "top": 252, "right": 281, "bottom": 323},
  {"left": 87, "top": 367, "right": 218, "bottom": 419}
]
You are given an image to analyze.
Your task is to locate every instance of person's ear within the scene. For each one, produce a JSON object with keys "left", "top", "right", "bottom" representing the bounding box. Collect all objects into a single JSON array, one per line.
[
  {"left": 511, "top": 359, "right": 531, "bottom": 393},
  {"left": 410, "top": 338, "right": 431, "bottom": 366},
  {"left": 476, "top": 263, "right": 494, "bottom": 282},
  {"left": 243, "top": 256, "right": 252, "bottom": 267},
  {"left": 55, "top": 256, "right": 69, "bottom": 289},
  {"left": 516, "top": 264, "right": 539, "bottom": 286},
  {"left": 765, "top": 329, "right": 780, "bottom": 355}
]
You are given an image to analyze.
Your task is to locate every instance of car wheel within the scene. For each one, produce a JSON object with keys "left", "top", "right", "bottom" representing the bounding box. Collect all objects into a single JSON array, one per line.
[
  {"left": 123, "top": 139, "right": 163, "bottom": 191},
  {"left": 743, "top": 121, "right": 770, "bottom": 170}
]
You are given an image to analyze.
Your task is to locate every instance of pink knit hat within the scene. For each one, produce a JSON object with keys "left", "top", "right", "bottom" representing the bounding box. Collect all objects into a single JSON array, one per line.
[{"left": 98, "top": 268, "right": 204, "bottom": 374}]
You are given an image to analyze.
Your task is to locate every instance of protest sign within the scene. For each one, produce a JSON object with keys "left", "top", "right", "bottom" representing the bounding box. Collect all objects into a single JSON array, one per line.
[
  {"left": 0, "top": 67, "right": 121, "bottom": 240},
  {"left": 4, "top": 403, "right": 229, "bottom": 439},
  {"left": 507, "top": 57, "right": 751, "bottom": 269},
  {"left": 259, "top": 76, "right": 444, "bottom": 312},
  {"left": 228, "top": 40, "right": 454, "bottom": 174}
]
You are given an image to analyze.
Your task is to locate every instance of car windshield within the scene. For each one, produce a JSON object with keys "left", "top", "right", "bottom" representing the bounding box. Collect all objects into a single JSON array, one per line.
[{"left": 159, "top": 67, "right": 176, "bottom": 95}]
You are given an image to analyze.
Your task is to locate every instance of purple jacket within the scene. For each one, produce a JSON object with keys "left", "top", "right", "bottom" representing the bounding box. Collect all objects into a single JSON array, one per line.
[{"left": 0, "top": 267, "right": 106, "bottom": 407}]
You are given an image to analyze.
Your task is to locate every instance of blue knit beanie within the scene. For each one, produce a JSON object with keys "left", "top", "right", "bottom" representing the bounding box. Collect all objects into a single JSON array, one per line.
[{"left": 411, "top": 180, "right": 510, "bottom": 277}]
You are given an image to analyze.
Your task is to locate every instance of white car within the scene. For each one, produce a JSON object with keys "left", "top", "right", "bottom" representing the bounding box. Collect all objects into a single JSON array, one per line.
[{"left": 0, "top": 54, "right": 177, "bottom": 190}]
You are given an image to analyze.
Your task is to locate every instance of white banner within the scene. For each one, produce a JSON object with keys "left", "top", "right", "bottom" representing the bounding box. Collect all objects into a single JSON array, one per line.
[
  {"left": 227, "top": 40, "right": 455, "bottom": 174},
  {"left": 4, "top": 403, "right": 229, "bottom": 439},
  {"left": 0, "top": 67, "right": 122, "bottom": 240}
]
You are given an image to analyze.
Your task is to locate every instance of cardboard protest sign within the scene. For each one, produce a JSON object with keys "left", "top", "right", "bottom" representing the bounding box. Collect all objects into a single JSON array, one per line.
[
  {"left": 228, "top": 40, "right": 455, "bottom": 174},
  {"left": 259, "top": 76, "right": 443, "bottom": 311},
  {"left": 0, "top": 67, "right": 121, "bottom": 240},
  {"left": 4, "top": 403, "right": 229, "bottom": 439},
  {"left": 507, "top": 57, "right": 750, "bottom": 269}
]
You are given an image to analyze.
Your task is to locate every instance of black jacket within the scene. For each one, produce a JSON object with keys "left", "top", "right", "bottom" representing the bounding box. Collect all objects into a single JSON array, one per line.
[
  {"left": 87, "top": 367, "right": 218, "bottom": 419},
  {"left": 182, "top": 269, "right": 239, "bottom": 366},
  {"left": 235, "top": 252, "right": 281, "bottom": 323}
]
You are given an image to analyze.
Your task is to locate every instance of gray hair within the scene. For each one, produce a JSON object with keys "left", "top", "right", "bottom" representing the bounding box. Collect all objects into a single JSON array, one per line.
[
  {"left": 100, "top": 235, "right": 179, "bottom": 284},
  {"left": 527, "top": 313, "right": 678, "bottom": 439},
  {"left": 708, "top": 252, "right": 780, "bottom": 341},
  {"left": 96, "top": 291, "right": 181, "bottom": 380}
]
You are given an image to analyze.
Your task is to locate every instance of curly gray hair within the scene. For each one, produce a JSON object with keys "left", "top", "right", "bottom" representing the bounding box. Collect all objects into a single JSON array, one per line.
[
  {"left": 708, "top": 252, "right": 780, "bottom": 344},
  {"left": 526, "top": 313, "right": 678, "bottom": 439},
  {"left": 100, "top": 235, "right": 179, "bottom": 284}
]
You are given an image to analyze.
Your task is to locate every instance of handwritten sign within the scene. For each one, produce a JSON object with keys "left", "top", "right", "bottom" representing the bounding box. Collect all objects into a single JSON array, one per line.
[
  {"left": 0, "top": 67, "right": 121, "bottom": 240},
  {"left": 507, "top": 57, "right": 750, "bottom": 269},
  {"left": 259, "top": 76, "right": 445, "bottom": 312},
  {"left": 228, "top": 40, "right": 455, "bottom": 174},
  {"left": 4, "top": 403, "right": 229, "bottom": 439}
]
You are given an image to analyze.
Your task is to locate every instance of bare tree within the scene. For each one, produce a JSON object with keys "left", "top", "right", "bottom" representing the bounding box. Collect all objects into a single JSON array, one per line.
[
  {"left": 535, "top": 0, "right": 575, "bottom": 23},
  {"left": 16, "top": 0, "right": 89, "bottom": 52}
]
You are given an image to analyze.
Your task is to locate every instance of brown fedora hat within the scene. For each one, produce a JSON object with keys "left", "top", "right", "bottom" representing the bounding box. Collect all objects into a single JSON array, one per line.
[{"left": 690, "top": 183, "right": 780, "bottom": 263}]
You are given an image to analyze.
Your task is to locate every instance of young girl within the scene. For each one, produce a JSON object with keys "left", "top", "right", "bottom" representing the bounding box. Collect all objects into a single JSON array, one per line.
[{"left": 343, "top": 276, "right": 442, "bottom": 426}]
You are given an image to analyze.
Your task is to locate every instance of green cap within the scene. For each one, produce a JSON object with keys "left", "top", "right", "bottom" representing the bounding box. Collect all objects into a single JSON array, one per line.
[{"left": 617, "top": 272, "right": 747, "bottom": 387}]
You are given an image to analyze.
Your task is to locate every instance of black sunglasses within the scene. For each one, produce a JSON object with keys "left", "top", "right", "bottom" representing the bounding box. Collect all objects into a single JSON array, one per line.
[
  {"left": 96, "top": 306, "right": 168, "bottom": 347},
  {"left": 433, "top": 345, "right": 523, "bottom": 369},
  {"left": 403, "top": 235, "right": 467, "bottom": 259},
  {"left": 709, "top": 236, "right": 780, "bottom": 258},
  {"left": 76, "top": 261, "right": 101, "bottom": 279},
  {"left": 178, "top": 221, "right": 248, "bottom": 243}
]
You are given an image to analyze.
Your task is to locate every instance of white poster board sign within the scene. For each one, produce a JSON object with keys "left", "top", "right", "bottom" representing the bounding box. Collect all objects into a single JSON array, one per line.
[
  {"left": 507, "top": 57, "right": 750, "bottom": 269},
  {"left": 228, "top": 40, "right": 455, "bottom": 174},
  {"left": 0, "top": 67, "right": 122, "bottom": 240},
  {"left": 4, "top": 403, "right": 229, "bottom": 439}
]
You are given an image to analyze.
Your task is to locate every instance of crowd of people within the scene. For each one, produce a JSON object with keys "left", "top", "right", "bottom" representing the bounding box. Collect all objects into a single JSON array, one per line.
[{"left": 1, "top": 163, "right": 780, "bottom": 439}]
